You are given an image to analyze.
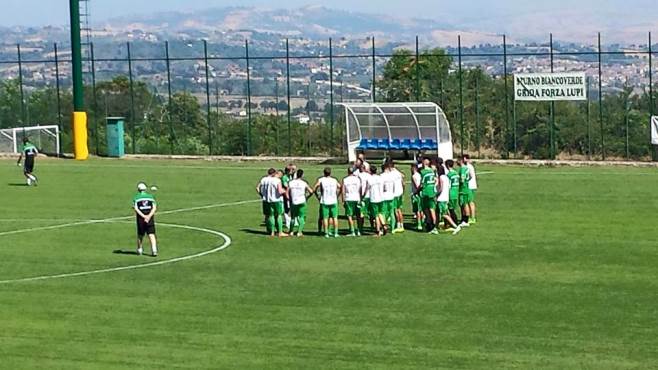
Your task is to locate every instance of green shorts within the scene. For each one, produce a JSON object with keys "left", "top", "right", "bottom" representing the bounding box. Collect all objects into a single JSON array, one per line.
[
  {"left": 411, "top": 195, "right": 420, "bottom": 213},
  {"left": 438, "top": 201, "right": 449, "bottom": 218},
  {"left": 290, "top": 203, "right": 307, "bottom": 219},
  {"left": 320, "top": 203, "right": 339, "bottom": 219},
  {"left": 344, "top": 201, "right": 360, "bottom": 217},
  {"left": 448, "top": 198, "right": 459, "bottom": 211},
  {"left": 370, "top": 201, "right": 383, "bottom": 216},
  {"left": 459, "top": 191, "right": 473, "bottom": 207},
  {"left": 394, "top": 196, "right": 403, "bottom": 210},
  {"left": 269, "top": 202, "right": 284, "bottom": 216},
  {"left": 361, "top": 198, "right": 370, "bottom": 218},
  {"left": 421, "top": 196, "right": 436, "bottom": 211},
  {"left": 382, "top": 200, "right": 392, "bottom": 216}
]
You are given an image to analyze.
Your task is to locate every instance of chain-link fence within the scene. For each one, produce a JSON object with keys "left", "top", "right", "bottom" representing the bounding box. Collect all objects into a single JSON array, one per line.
[{"left": 0, "top": 33, "right": 656, "bottom": 160}]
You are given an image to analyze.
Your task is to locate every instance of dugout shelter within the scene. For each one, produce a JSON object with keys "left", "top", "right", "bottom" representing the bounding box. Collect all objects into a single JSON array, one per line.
[{"left": 340, "top": 102, "right": 454, "bottom": 162}]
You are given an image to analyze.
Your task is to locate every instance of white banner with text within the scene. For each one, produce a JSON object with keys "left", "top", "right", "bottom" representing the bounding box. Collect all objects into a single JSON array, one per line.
[{"left": 514, "top": 72, "right": 587, "bottom": 101}]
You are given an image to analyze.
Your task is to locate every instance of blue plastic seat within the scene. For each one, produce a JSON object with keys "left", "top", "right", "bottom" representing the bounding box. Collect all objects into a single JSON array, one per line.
[
  {"left": 367, "top": 138, "right": 379, "bottom": 150},
  {"left": 377, "top": 138, "right": 390, "bottom": 150},
  {"left": 411, "top": 138, "right": 422, "bottom": 150},
  {"left": 400, "top": 138, "right": 412, "bottom": 150},
  {"left": 420, "top": 139, "right": 438, "bottom": 150},
  {"left": 357, "top": 138, "right": 368, "bottom": 149},
  {"left": 390, "top": 139, "right": 401, "bottom": 150}
]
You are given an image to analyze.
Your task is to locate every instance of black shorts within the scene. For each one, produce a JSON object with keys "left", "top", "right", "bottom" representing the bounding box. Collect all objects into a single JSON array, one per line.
[
  {"left": 24, "top": 158, "right": 34, "bottom": 173},
  {"left": 137, "top": 217, "right": 156, "bottom": 237}
]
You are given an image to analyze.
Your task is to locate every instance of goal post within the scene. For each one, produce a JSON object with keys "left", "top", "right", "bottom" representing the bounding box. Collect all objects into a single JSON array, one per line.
[{"left": 0, "top": 125, "right": 61, "bottom": 155}]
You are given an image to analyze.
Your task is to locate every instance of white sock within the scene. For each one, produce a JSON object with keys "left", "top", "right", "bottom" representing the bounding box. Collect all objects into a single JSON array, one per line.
[
  {"left": 137, "top": 247, "right": 143, "bottom": 255},
  {"left": 284, "top": 214, "right": 291, "bottom": 229},
  {"left": 28, "top": 174, "right": 36, "bottom": 181},
  {"left": 151, "top": 243, "right": 158, "bottom": 255},
  {"left": 26, "top": 178, "right": 32, "bottom": 186}
]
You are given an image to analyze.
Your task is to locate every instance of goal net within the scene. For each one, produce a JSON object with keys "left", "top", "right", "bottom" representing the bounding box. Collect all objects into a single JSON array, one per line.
[{"left": 0, "top": 125, "right": 61, "bottom": 155}]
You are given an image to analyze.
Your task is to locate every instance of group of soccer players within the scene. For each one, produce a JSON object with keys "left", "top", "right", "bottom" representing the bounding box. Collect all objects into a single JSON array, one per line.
[{"left": 257, "top": 153, "right": 478, "bottom": 238}]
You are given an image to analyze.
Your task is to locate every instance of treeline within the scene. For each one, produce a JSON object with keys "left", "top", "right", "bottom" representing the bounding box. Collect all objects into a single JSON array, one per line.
[{"left": 0, "top": 47, "right": 656, "bottom": 160}]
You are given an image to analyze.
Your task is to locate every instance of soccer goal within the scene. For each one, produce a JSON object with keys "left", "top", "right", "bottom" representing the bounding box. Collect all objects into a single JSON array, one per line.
[
  {"left": 340, "top": 102, "right": 454, "bottom": 162},
  {"left": 0, "top": 125, "right": 61, "bottom": 155}
]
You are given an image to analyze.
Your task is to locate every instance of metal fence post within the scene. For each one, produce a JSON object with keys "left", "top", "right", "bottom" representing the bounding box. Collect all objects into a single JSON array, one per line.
[
  {"left": 549, "top": 33, "right": 556, "bottom": 159},
  {"left": 246, "top": 39, "right": 252, "bottom": 156},
  {"left": 275, "top": 79, "right": 280, "bottom": 155},
  {"left": 165, "top": 41, "right": 174, "bottom": 154},
  {"left": 586, "top": 76, "right": 591, "bottom": 159},
  {"left": 53, "top": 43, "right": 63, "bottom": 136},
  {"left": 475, "top": 73, "right": 481, "bottom": 158},
  {"left": 203, "top": 40, "right": 212, "bottom": 155},
  {"left": 329, "top": 38, "right": 335, "bottom": 152},
  {"left": 415, "top": 36, "right": 420, "bottom": 102},
  {"left": 649, "top": 32, "right": 656, "bottom": 161},
  {"left": 625, "top": 91, "right": 630, "bottom": 159},
  {"left": 458, "top": 35, "right": 464, "bottom": 156},
  {"left": 90, "top": 42, "right": 98, "bottom": 155},
  {"left": 503, "top": 35, "right": 510, "bottom": 158},
  {"left": 598, "top": 33, "right": 605, "bottom": 160},
  {"left": 371, "top": 37, "right": 376, "bottom": 102},
  {"left": 127, "top": 42, "right": 136, "bottom": 154},
  {"left": 286, "top": 38, "right": 292, "bottom": 156},
  {"left": 17, "top": 44, "right": 26, "bottom": 126},
  {"left": 513, "top": 94, "right": 517, "bottom": 157}
]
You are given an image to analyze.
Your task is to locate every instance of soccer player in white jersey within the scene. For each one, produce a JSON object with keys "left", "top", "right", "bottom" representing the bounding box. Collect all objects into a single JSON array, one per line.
[
  {"left": 287, "top": 169, "right": 314, "bottom": 237},
  {"left": 388, "top": 160, "right": 405, "bottom": 233},
  {"left": 366, "top": 166, "right": 386, "bottom": 236},
  {"left": 313, "top": 167, "right": 342, "bottom": 238},
  {"left": 437, "top": 165, "right": 462, "bottom": 235},
  {"left": 357, "top": 164, "right": 372, "bottom": 232},
  {"left": 381, "top": 164, "right": 396, "bottom": 232},
  {"left": 257, "top": 168, "right": 276, "bottom": 233},
  {"left": 410, "top": 164, "right": 424, "bottom": 230},
  {"left": 258, "top": 168, "right": 287, "bottom": 237},
  {"left": 464, "top": 154, "right": 478, "bottom": 224},
  {"left": 342, "top": 167, "right": 362, "bottom": 236}
]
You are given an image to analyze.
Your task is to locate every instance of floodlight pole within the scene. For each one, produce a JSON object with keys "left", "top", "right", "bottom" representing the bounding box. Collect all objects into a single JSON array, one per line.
[{"left": 69, "top": 0, "right": 88, "bottom": 159}]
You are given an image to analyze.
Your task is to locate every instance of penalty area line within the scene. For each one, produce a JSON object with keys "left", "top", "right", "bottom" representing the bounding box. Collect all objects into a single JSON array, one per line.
[{"left": 0, "top": 222, "right": 232, "bottom": 285}]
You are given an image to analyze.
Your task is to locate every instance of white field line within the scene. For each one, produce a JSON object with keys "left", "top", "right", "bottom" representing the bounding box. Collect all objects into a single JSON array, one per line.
[
  {"left": 0, "top": 199, "right": 259, "bottom": 238},
  {"left": 0, "top": 222, "right": 231, "bottom": 285}
]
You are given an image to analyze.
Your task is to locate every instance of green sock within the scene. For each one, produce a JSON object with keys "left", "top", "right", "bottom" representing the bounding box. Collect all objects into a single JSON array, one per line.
[
  {"left": 275, "top": 215, "right": 283, "bottom": 233},
  {"left": 267, "top": 216, "right": 275, "bottom": 234},
  {"left": 298, "top": 217, "right": 305, "bottom": 234}
]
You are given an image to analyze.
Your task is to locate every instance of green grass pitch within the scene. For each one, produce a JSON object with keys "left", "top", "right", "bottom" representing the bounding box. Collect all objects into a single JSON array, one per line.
[{"left": 0, "top": 158, "right": 657, "bottom": 369}]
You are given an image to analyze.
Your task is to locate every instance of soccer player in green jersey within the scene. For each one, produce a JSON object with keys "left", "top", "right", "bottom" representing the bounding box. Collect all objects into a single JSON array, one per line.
[
  {"left": 287, "top": 169, "right": 313, "bottom": 237},
  {"left": 16, "top": 137, "right": 39, "bottom": 186},
  {"left": 419, "top": 157, "right": 439, "bottom": 234},
  {"left": 445, "top": 160, "right": 461, "bottom": 230},
  {"left": 133, "top": 182, "right": 158, "bottom": 256},
  {"left": 410, "top": 164, "right": 424, "bottom": 230},
  {"left": 457, "top": 157, "right": 472, "bottom": 227},
  {"left": 281, "top": 163, "right": 296, "bottom": 231}
]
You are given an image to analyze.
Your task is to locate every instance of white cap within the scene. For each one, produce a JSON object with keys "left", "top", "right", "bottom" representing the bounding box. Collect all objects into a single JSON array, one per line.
[{"left": 137, "top": 182, "right": 148, "bottom": 191}]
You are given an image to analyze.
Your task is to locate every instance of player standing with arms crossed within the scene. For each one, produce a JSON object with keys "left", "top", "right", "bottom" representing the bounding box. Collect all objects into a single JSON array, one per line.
[
  {"left": 287, "top": 169, "right": 314, "bottom": 237},
  {"left": 133, "top": 182, "right": 158, "bottom": 257},
  {"left": 342, "top": 167, "right": 362, "bottom": 237},
  {"left": 314, "top": 167, "right": 342, "bottom": 238},
  {"left": 16, "top": 137, "right": 39, "bottom": 186}
]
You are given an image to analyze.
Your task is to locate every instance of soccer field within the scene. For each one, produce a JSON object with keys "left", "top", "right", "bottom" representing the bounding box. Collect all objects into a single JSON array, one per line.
[{"left": 0, "top": 158, "right": 657, "bottom": 369}]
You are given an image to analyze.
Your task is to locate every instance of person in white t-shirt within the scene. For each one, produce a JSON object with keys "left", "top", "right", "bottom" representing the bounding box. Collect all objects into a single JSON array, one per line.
[
  {"left": 313, "top": 167, "right": 342, "bottom": 238},
  {"left": 366, "top": 166, "right": 386, "bottom": 236},
  {"left": 358, "top": 153, "right": 371, "bottom": 172},
  {"left": 464, "top": 154, "right": 478, "bottom": 224},
  {"left": 410, "top": 164, "right": 424, "bottom": 230},
  {"left": 388, "top": 160, "right": 405, "bottom": 233},
  {"left": 256, "top": 168, "right": 287, "bottom": 237},
  {"left": 342, "top": 167, "right": 363, "bottom": 236},
  {"left": 256, "top": 168, "right": 275, "bottom": 230},
  {"left": 287, "top": 169, "right": 314, "bottom": 237},
  {"left": 437, "top": 165, "right": 461, "bottom": 235}
]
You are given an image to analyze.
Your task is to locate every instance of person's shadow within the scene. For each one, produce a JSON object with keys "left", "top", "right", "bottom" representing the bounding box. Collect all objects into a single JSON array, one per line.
[
  {"left": 7, "top": 183, "right": 28, "bottom": 187},
  {"left": 113, "top": 250, "right": 141, "bottom": 256}
]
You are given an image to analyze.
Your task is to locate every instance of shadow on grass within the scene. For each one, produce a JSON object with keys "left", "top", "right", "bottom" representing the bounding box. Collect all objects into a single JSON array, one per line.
[
  {"left": 7, "top": 183, "right": 28, "bottom": 187},
  {"left": 113, "top": 250, "right": 141, "bottom": 256},
  {"left": 241, "top": 228, "right": 328, "bottom": 237}
]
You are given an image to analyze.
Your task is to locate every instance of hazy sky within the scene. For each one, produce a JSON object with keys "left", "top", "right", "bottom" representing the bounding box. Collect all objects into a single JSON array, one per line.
[{"left": 1, "top": 0, "right": 655, "bottom": 26}]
